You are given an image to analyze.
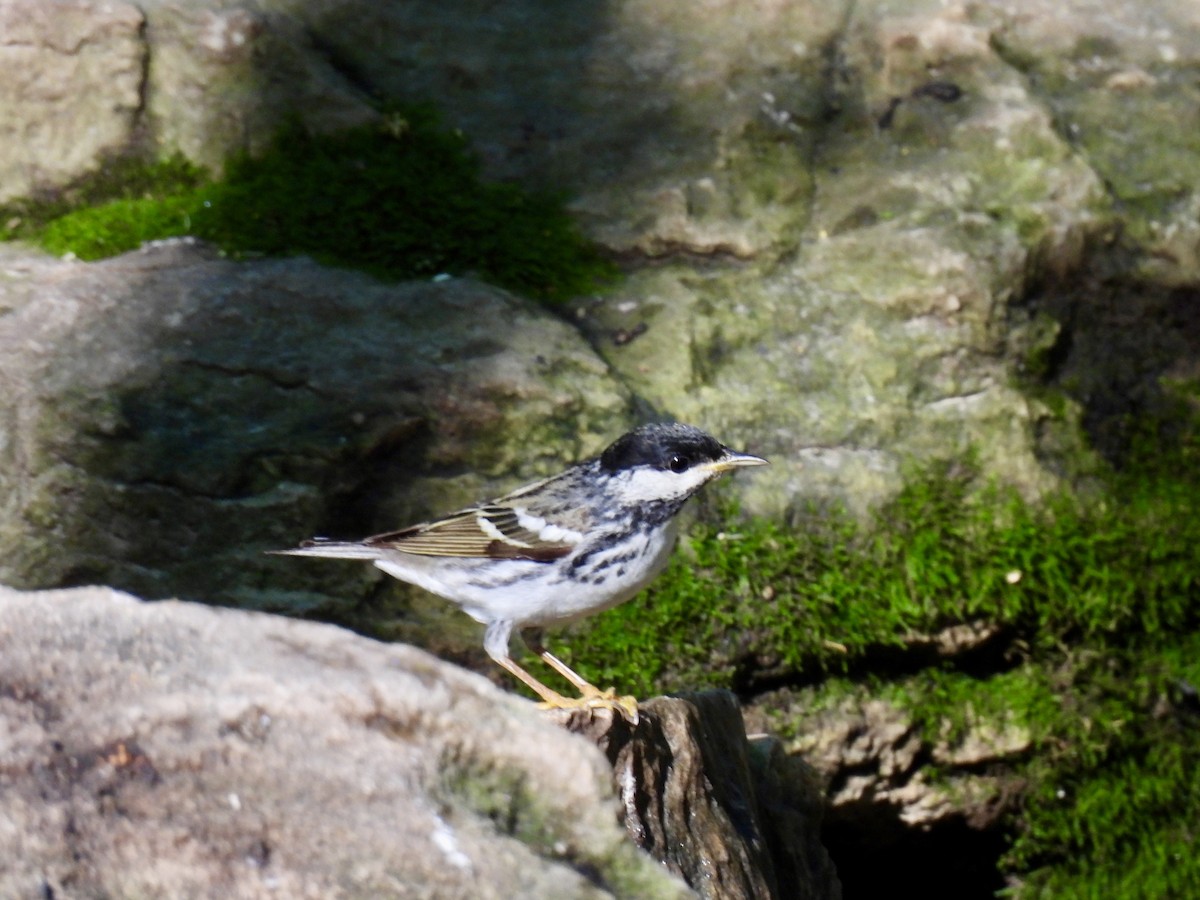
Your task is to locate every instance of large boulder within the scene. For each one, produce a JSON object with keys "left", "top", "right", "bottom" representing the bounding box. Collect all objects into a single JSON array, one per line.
[
  {"left": 0, "top": 585, "right": 689, "bottom": 898},
  {"left": 576, "top": 0, "right": 1116, "bottom": 516},
  {"left": 0, "top": 241, "right": 632, "bottom": 625}
]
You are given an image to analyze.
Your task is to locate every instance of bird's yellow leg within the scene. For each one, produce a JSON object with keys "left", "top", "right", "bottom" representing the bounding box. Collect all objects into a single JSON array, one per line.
[
  {"left": 485, "top": 622, "right": 578, "bottom": 706},
  {"left": 492, "top": 654, "right": 575, "bottom": 706},
  {"left": 523, "top": 630, "right": 639, "bottom": 724},
  {"left": 538, "top": 648, "right": 605, "bottom": 695},
  {"left": 494, "top": 654, "right": 638, "bottom": 724}
]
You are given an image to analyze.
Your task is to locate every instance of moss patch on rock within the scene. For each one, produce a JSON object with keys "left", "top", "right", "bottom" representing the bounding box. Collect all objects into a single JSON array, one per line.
[
  {"left": 435, "top": 754, "right": 689, "bottom": 898},
  {"left": 1, "top": 108, "right": 615, "bottom": 303}
]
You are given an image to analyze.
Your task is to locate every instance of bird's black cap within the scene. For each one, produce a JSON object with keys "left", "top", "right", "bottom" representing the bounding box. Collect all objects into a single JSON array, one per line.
[{"left": 599, "top": 423, "right": 726, "bottom": 473}]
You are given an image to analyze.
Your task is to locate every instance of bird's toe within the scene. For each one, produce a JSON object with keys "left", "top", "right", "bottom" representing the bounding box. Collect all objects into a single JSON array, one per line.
[{"left": 536, "top": 693, "right": 640, "bottom": 725}]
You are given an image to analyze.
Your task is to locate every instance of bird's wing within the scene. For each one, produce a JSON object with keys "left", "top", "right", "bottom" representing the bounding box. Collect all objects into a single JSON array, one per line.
[{"left": 364, "top": 482, "right": 590, "bottom": 561}]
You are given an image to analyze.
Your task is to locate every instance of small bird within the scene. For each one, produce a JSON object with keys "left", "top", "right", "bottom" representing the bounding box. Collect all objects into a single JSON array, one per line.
[{"left": 275, "top": 423, "right": 767, "bottom": 722}]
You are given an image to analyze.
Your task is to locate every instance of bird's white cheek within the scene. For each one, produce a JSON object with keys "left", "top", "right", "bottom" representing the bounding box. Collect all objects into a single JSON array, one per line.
[{"left": 613, "top": 468, "right": 710, "bottom": 503}]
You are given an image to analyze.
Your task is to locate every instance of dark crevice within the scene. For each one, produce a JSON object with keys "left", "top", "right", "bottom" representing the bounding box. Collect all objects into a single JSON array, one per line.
[
  {"left": 822, "top": 801, "right": 1010, "bottom": 899},
  {"left": 734, "top": 624, "right": 1022, "bottom": 697},
  {"left": 1014, "top": 265, "right": 1200, "bottom": 466},
  {"left": 178, "top": 359, "right": 332, "bottom": 395},
  {"left": 132, "top": 15, "right": 151, "bottom": 136},
  {"left": 302, "top": 27, "right": 382, "bottom": 105}
]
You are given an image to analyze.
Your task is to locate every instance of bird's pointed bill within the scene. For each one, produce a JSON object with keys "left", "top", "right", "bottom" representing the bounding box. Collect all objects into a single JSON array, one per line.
[{"left": 704, "top": 450, "right": 769, "bottom": 474}]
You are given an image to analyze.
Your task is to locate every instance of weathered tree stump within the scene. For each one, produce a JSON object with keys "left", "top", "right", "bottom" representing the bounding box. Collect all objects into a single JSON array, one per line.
[{"left": 550, "top": 691, "right": 842, "bottom": 900}]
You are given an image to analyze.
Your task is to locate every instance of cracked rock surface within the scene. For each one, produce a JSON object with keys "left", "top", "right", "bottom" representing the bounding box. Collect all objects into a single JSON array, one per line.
[
  {"left": 0, "top": 0, "right": 145, "bottom": 202},
  {"left": 746, "top": 687, "right": 1029, "bottom": 833}
]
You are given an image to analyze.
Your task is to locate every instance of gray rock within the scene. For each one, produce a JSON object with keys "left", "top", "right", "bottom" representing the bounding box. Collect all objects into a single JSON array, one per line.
[
  {"left": 4, "top": 0, "right": 1199, "bottom": 517},
  {"left": 977, "top": 0, "right": 1200, "bottom": 287},
  {"left": 274, "top": 0, "right": 843, "bottom": 258},
  {"left": 0, "top": 241, "right": 632, "bottom": 626},
  {"left": 138, "top": 0, "right": 378, "bottom": 172},
  {"left": 577, "top": 0, "right": 1122, "bottom": 517},
  {"left": 9, "top": 0, "right": 1193, "bottom": 286},
  {"left": 746, "top": 687, "right": 1026, "bottom": 831},
  {"left": 0, "top": 0, "right": 378, "bottom": 200},
  {"left": 0, "top": 0, "right": 838, "bottom": 253}
]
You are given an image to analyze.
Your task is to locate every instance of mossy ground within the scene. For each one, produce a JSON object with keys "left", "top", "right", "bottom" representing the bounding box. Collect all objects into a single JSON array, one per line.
[
  {"left": 1, "top": 108, "right": 615, "bottom": 303},
  {"left": 556, "top": 422, "right": 1200, "bottom": 896}
]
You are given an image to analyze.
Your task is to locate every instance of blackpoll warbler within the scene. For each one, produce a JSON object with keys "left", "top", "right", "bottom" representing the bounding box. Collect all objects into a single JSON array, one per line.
[{"left": 277, "top": 423, "right": 767, "bottom": 722}]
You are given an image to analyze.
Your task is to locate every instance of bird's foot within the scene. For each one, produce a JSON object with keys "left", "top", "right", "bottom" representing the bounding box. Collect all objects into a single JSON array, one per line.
[
  {"left": 580, "top": 683, "right": 640, "bottom": 724},
  {"left": 537, "top": 690, "right": 639, "bottom": 725}
]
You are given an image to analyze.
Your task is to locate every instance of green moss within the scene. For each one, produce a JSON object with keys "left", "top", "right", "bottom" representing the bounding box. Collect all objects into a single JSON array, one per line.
[
  {"left": 438, "top": 758, "right": 563, "bottom": 851},
  {"left": 437, "top": 756, "right": 688, "bottom": 897},
  {"left": 2, "top": 154, "right": 205, "bottom": 256},
  {"left": 1001, "top": 637, "right": 1200, "bottom": 897},
  {"left": 781, "top": 644, "right": 1200, "bottom": 897},
  {"left": 2, "top": 109, "right": 615, "bottom": 303},
  {"left": 889, "top": 663, "right": 1055, "bottom": 749},
  {"left": 38, "top": 193, "right": 198, "bottom": 259}
]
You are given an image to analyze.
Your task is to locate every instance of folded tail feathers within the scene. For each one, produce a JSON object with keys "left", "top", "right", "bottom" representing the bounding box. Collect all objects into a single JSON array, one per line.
[{"left": 271, "top": 539, "right": 380, "bottom": 560}]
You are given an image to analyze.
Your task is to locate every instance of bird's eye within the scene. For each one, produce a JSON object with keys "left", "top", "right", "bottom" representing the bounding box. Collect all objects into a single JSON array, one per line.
[{"left": 667, "top": 454, "right": 690, "bottom": 473}]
